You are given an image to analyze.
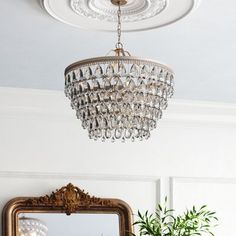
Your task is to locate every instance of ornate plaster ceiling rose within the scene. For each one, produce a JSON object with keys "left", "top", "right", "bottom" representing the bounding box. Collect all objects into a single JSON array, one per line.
[{"left": 41, "top": 0, "right": 201, "bottom": 32}]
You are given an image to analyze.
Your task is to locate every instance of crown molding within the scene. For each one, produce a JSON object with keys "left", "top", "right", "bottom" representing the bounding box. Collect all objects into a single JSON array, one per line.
[{"left": 0, "top": 170, "right": 160, "bottom": 182}]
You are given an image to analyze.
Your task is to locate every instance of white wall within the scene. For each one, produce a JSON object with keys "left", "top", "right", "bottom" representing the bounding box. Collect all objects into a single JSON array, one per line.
[
  {"left": 0, "top": 87, "right": 236, "bottom": 235},
  {"left": 172, "top": 178, "right": 236, "bottom": 236}
]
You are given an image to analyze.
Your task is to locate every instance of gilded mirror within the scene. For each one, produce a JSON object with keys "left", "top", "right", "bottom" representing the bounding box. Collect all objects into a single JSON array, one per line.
[{"left": 2, "top": 183, "right": 133, "bottom": 236}]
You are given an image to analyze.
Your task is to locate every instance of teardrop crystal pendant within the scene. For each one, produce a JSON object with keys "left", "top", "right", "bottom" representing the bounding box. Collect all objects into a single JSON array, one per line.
[
  {"left": 130, "top": 64, "right": 139, "bottom": 77},
  {"left": 117, "top": 62, "right": 126, "bottom": 76},
  {"left": 94, "top": 65, "right": 103, "bottom": 77},
  {"left": 106, "top": 64, "right": 114, "bottom": 76}
]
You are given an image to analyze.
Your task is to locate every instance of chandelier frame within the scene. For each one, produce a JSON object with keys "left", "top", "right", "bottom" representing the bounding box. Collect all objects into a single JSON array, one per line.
[{"left": 65, "top": 56, "right": 174, "bottom": 75}]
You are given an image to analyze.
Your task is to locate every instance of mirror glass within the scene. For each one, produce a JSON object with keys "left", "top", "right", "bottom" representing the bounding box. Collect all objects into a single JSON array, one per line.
[{"left": 18, "top": 213, "right": 120, "bottom": 236}]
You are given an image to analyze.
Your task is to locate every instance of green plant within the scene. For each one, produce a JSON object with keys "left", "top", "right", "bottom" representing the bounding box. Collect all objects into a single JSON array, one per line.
[{"left": 133, "top": 199, "right": 218, "bottom": 236}]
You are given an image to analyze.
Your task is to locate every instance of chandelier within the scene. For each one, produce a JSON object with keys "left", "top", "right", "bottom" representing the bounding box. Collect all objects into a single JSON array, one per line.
[
  {"left": 64, "top": 0, "right": 174, "bottom": 142},
  {"left": 18, "top": 217, "right": 48, "bottom": 236}
]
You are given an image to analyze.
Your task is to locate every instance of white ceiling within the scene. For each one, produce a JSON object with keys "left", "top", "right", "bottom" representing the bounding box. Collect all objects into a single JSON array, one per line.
[{"left": 0, "top": 0, "right": 236, "bottom": 103}]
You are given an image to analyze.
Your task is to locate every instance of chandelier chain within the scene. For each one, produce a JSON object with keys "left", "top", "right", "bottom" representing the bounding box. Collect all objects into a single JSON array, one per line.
[{"left": 116, "top": 2, "right": 123, "bottom": 49}]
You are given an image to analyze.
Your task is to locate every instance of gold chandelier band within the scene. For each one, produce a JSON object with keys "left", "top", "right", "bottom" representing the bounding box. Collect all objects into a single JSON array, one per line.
[{"left": 64, "top": 56, "right": 174, "bottom": 76}]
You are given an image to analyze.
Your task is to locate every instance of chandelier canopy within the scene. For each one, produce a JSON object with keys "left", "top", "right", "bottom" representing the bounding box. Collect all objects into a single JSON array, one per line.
[{"left": 64, "top": 0, "right": 174, "bottom": 142}]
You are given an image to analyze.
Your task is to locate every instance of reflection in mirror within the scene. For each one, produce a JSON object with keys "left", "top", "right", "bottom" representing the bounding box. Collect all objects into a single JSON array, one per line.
[
  {"left": 18, "top": 213, "right": 120, "bottom": 236},
  {"left": 18, "top": 217, "right": 48, "bottom": 236}
]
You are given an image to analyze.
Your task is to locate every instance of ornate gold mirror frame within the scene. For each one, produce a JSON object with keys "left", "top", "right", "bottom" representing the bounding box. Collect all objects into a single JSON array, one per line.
[{"left": 2, "top": 183, "right": 133, "bottom": 236}]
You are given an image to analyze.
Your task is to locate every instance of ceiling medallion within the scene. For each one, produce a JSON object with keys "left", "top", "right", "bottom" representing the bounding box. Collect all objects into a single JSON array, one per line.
[
  {"left": 64, "top": 0, "right": 174, "bottom": 142},
  {"left": 42, "top": 0, "right": 201, "bottom": 32},
  {"left": 70, "top": 0, "right": 167, "bottom": 23}
]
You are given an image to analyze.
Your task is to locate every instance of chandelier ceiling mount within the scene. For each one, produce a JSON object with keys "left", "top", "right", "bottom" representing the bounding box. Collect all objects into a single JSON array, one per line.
[{"left": 111, "top": 0, "right": 127, "bottom": 6}]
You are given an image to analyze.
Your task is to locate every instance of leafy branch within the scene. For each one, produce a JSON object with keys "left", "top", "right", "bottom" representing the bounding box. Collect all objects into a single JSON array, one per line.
[{"left": 133, "top": 199, "right": 218, "bottom": 236}]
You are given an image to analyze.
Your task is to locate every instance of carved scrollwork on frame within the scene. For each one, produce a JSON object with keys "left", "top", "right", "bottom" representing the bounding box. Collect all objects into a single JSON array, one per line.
[{"left": 26, "top": 183, "right": 113, "bottom": 215}]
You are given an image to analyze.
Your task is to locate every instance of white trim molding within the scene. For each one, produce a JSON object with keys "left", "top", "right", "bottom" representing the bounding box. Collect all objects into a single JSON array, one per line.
[{"left": 170, "top": 176, "right": 236, "bottom": 207}]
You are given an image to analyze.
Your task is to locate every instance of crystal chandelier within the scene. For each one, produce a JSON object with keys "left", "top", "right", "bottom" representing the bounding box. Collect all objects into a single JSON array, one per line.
[
  {"left": 18, "top": 217, "right": 48, "bottom": 236},
  {"left": 64, "top": 0, "right": 174, "bottom": 142}
]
